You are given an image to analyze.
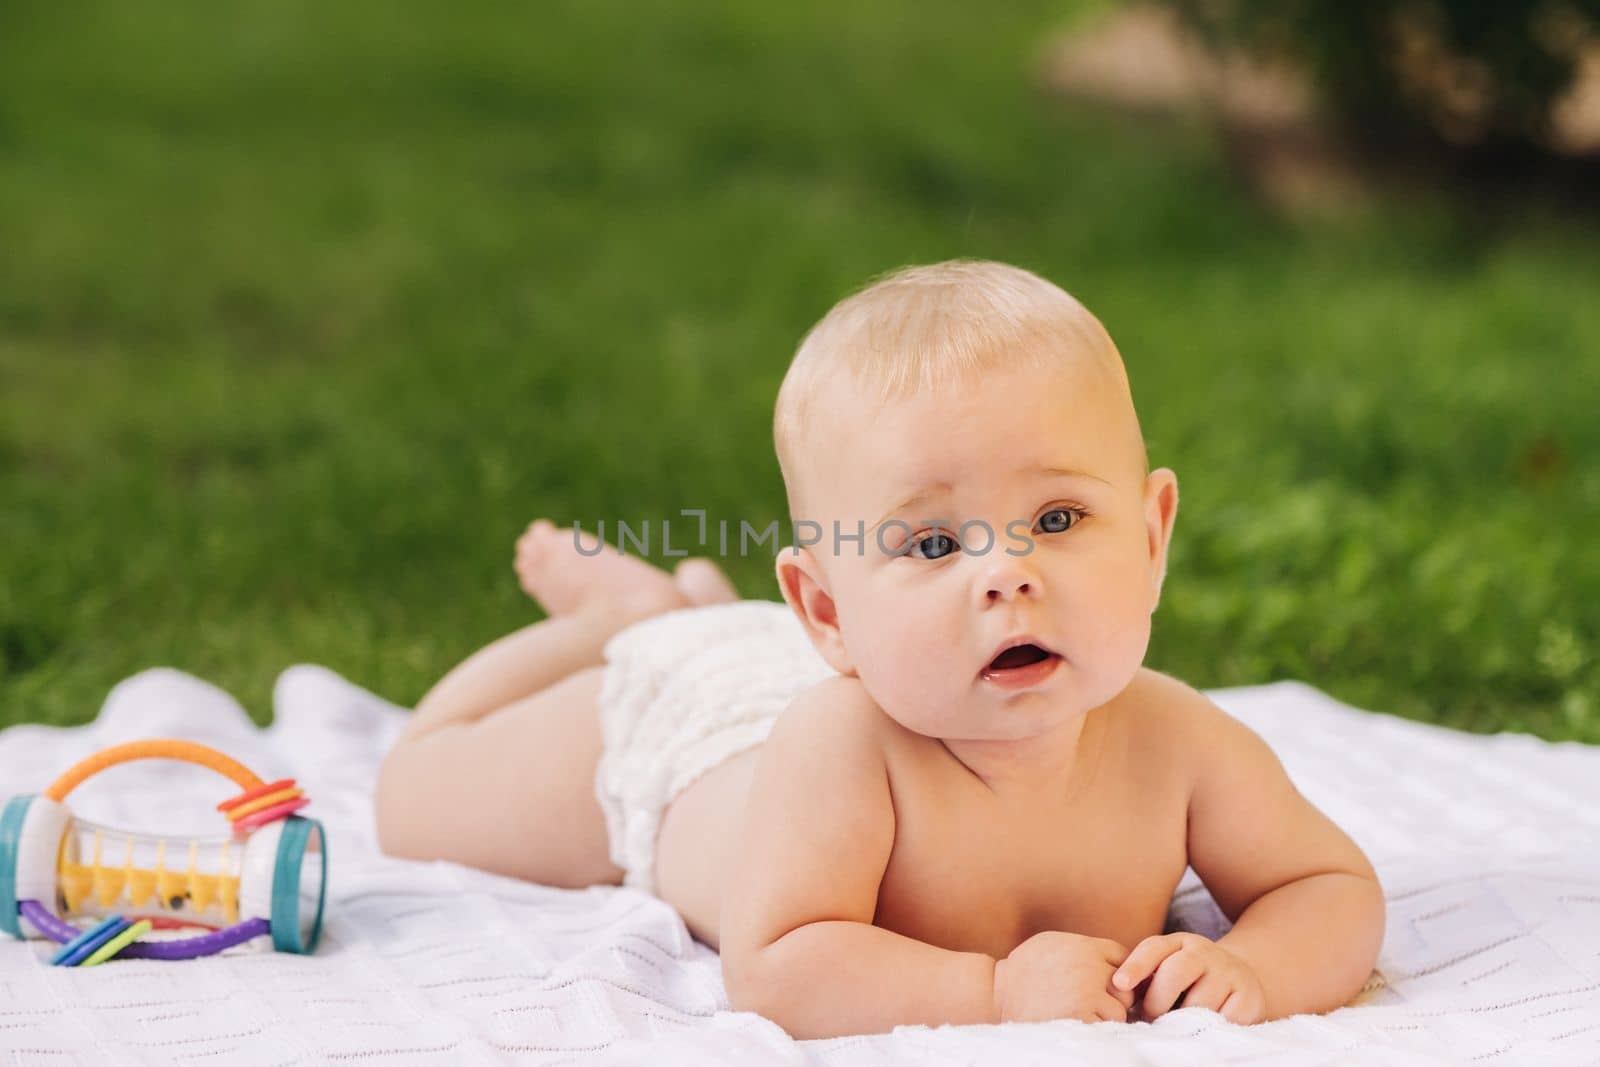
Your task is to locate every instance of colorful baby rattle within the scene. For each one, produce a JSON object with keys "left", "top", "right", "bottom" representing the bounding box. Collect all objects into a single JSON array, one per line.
[{"left": 0, "top": 739, "right": 327, "bottom": 965}]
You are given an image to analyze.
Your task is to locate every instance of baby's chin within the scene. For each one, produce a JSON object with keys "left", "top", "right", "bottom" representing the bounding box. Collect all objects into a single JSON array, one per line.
[
  {"left": 877, "top": 693, "right": 1093, "bottom": 744},
  {"left": 854, "top": 656, "right": 1133, "bottom": 739}
]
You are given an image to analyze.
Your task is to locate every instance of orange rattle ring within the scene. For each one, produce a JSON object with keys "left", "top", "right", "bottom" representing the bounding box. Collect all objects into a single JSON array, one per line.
[{"left": 43, "top": 740, "right": 267, "bottom": 803}]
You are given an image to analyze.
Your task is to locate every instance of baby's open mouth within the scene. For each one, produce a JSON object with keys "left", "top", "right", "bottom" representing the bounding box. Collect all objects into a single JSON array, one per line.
[
  {"left": 980, "top": 643, "right": 1061, "bottom": 689},
  {"left": 986, "top": 643, "right": 1051, "bottom": 671}
]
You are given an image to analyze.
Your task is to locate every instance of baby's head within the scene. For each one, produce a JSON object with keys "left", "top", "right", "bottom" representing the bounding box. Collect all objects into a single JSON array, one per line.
[{"left": 772, "top": 260, "right": 1179, "bottom": 742}]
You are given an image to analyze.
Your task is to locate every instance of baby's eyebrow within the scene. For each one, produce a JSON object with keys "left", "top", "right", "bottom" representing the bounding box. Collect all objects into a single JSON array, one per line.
[
  {"left": 870, "top": 483, "right": 951, "bottom": 534},
  {"left": 1035, "top": 465, "right": 1114, "bottom": 486}
]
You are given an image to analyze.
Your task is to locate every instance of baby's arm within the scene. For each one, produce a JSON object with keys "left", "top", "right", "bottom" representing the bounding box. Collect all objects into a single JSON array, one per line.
[
  {"left": 719, "top": 678, "right": 998, "bottom": 1037},
  {"left": 1121, "top": 681, "right": 1385, "bottom": 1021}
]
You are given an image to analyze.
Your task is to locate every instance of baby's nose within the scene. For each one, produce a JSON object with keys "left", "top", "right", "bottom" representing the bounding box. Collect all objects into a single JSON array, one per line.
[
  {"left": 982, "top": 562, "right": 1036, "bottom": 602},
  {"left": 986, "top": 578, "right": 1032, "bottom": 601}
]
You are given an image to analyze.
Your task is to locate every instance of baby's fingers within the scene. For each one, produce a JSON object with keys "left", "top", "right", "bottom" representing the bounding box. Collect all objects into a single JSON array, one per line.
[
  {"left": 1218, "top": 987, "right": 1265, "bottom": 1025},
  {"left": 1091, "top": 994, "right": 1129, "bottom": 1023},
  {"left": 1112, "top": 933, "right": 1186, "bottom": 994},
  {"left": 1106, "top": 974, "right": 1136, "bottom": 1014},
  {"left": 1176, "top": 970, "right": 1232, "bottom": 1014},
  {"left": 1141, "top": 951, "right": 1207, "bottom": 1019}
]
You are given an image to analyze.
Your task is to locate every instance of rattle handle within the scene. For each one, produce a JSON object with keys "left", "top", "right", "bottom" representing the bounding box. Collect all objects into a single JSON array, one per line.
[{"left": 43, "top": 741, "right": 266, "bottom": 803}]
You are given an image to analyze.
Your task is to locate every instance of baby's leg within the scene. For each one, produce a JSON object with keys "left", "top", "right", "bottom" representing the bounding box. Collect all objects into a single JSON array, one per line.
[
  {"left": 376, "top": 522, "right": 738, "bottom": 888},
  {"left": 377, "top": 624, "right": 621, "bottom": 887}
]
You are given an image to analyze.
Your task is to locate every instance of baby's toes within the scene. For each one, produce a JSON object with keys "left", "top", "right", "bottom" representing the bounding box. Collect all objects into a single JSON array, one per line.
[
  {"left": 514, "top": 555, "right": 537, "bottom": 596},
  {"left": 516, "top": 520, "right": 555, "bottom": 561},
  {"left": 674, "top": 558, "right": 739, "bottom": 606},
  {"left": 514, "top": 522, "right": 554, "bottom": 589},
  {"left": 518, "top": 518, "right": 554, "bottom": 549}
]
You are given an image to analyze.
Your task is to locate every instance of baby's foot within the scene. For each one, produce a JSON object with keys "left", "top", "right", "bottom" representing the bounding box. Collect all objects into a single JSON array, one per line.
[
  {"left": 673, "top": 558, "right": 740, "bottom": 606},
  {"left": 515, "top": 520, "right": 688, "bottom": 621},
  {"left": 515, "top": 521, "right": 739, "bottom": 621}
]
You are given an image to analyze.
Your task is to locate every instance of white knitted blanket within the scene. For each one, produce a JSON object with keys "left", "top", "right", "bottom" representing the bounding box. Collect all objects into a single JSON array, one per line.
[{"left": 2, "top": 666, "right": 1597, "bottom": 1065}]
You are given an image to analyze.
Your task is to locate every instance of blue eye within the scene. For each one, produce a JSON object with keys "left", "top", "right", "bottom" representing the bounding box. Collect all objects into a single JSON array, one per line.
[
  {"left": 1036, "top": 507, "right": 1084, "bottom": 534},
  {"left": 909, "top": 531, "right": 960, "bottom": 560}
]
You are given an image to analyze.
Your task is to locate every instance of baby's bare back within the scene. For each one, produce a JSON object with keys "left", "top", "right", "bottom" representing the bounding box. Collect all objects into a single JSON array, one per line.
[{"left": 655, "top": 669, "right": 1191, "bottom": 957}]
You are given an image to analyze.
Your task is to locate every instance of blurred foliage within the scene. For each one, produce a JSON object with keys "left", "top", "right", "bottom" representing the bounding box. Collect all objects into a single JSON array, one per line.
[
  {"left": 0, "top": 0, "right": 1596, "bottom": 740},
  {"left": 1167, "top": 0, "right": 1600, "bottom": 156}
]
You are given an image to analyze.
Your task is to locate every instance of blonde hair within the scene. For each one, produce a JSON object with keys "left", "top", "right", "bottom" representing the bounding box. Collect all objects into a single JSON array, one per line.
[{"left": 773, "top": 259, "right": 1140, "bottom": 517}]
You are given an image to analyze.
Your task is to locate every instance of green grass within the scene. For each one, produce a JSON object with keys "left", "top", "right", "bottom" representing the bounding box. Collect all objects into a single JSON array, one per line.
[{"left": 2, "top": 0, "right": 1596, "bottom": 740}]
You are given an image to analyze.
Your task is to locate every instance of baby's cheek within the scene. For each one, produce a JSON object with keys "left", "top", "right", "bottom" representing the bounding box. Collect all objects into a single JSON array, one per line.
[
  {"left": 1067, "top": 572, "right": 1153, "bottom": 676},
  {"left": 1100, "top": 587, "right": 1156, "bottom": 676},
  {"left": 881, "top": 630, "right": 947, "bottom": 697},
  {"left": 844, "top": 627, "right": 921, "bottom": 700},
  {"left": 863, "top": 622, "right": 958, "bottom": 727}
]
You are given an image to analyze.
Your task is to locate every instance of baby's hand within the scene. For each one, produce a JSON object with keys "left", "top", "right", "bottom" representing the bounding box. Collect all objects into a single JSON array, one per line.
[
  {"left": 1112, "top": 932, "right": 1265, "bottom": 1024},
  {"left": 992, "top": 931, "right": 1136, "bottom": 1024}
]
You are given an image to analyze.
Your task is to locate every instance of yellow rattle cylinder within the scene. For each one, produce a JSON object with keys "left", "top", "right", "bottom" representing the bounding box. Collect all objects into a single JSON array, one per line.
[{"left": 36, "top": 739, "right": 274, "bottom": 930}]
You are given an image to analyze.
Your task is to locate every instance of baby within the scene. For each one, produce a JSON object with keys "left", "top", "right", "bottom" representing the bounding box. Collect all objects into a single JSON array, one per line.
[{"left": 374, "top": 260, "right": 1385, "bottom": 1038}]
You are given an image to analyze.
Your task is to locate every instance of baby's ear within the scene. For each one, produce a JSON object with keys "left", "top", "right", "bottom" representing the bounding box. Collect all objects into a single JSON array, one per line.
[
  {"left": 774, "top": 547, "right": 856, "bottom": 676},
  {"left": 1143, "top": 468, "right": 1180, "bottom": 610}
]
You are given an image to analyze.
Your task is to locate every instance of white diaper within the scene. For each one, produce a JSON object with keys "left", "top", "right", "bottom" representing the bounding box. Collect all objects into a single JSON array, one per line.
[{"left": 593, "top": 599, "right": 836, "bottom": 895}]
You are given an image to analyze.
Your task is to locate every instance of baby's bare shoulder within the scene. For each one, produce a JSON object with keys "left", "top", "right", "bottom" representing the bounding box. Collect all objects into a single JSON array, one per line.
[
  {"left": 1115, "top": 668, "right": 1240, "bottom": 773},
  {"left": 758, "top": 675, "right": 953, "bottom": 806},
  {"left": 1119, "top": 668, "right": 1305, "bottom": 808},
  {"left": 1123, "top": 667, "right": 1221, "bottom": 719},
  {"left": 762, "top": 674, "right": 893, "bottom": 770}
]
